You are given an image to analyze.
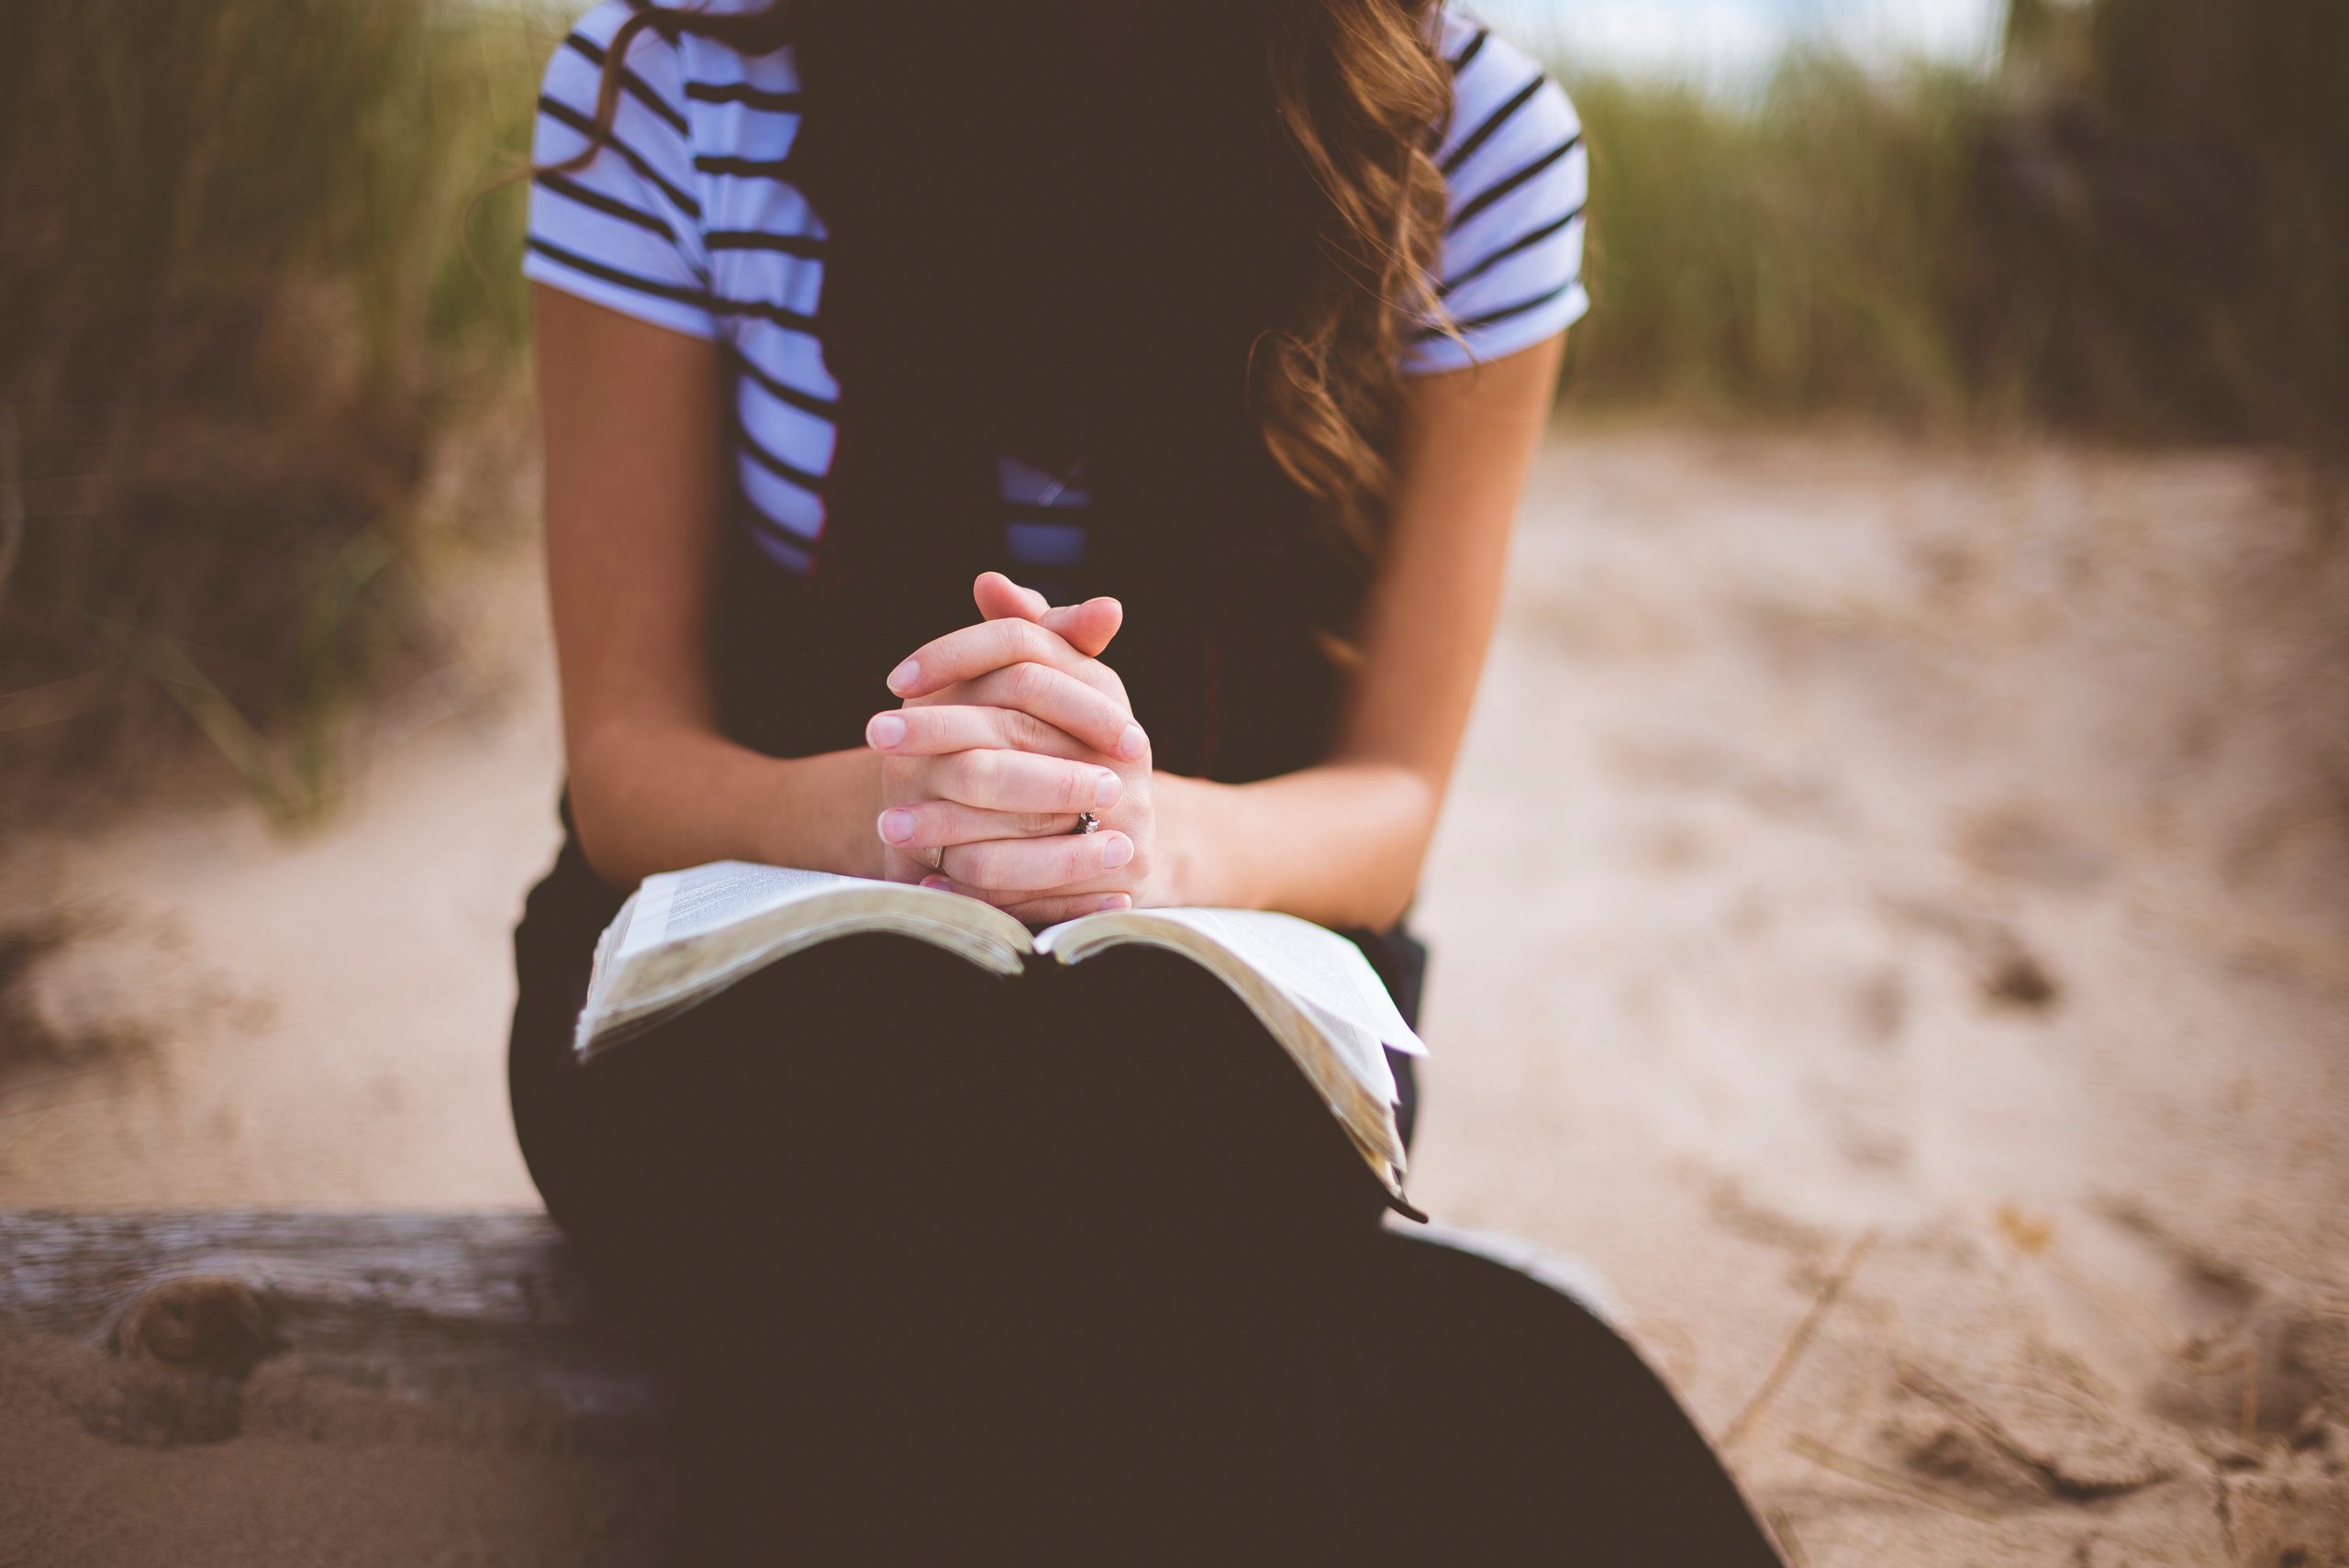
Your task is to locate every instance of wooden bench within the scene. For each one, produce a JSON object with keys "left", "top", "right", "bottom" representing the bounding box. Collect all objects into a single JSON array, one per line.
[
  {"left": 0, "top": 1210, "right": 670, "bottom": 1566},
  {"left": 0, "top": 1209, "right": 1628, "bottom": 1564}
]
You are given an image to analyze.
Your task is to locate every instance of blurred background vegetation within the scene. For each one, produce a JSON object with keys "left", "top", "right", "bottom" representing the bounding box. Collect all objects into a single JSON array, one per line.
[
  {"left": 0, "top": 0, "right": 2340, "bottom": 818},
  {"left": 0, "top": 0, "right": 541, "bottom": 820},
  {"left": 1568, "top": 0, "right": 2347, "bottom": 440}
]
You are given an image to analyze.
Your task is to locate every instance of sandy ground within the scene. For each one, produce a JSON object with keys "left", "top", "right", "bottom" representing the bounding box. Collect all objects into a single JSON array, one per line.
[{"left": 4, "top": 425, "right": 2347, "bottom": 1563}]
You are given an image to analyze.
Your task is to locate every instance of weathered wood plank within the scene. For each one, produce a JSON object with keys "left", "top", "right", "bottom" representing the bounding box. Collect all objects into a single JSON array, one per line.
[{"left": 0, "top": 1209, "right": 658, "bottom": 1424}]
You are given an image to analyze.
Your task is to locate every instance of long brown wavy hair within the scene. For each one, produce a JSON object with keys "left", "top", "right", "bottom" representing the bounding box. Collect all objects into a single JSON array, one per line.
[
  {"left": 551, "top": 1, "right": 1456, "bottom": 778},
  {"left": 562, "top": 0, "right": 1453, "bottom": 557}
]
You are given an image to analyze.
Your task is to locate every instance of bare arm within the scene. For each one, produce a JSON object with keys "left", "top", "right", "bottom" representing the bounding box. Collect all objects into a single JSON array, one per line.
[
  {"left": 534, "top": 285, "right": 882, "bottom": 886},
  {"left": 1155, "top": 334, "right": 1564, "bottom": 928},
  {"left": 895, "top": 333, "right": 1564, "bottom": 928}
]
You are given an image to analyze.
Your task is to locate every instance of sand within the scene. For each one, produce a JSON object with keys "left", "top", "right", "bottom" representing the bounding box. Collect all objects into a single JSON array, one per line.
[{"left": 4, "top": 425, "right": 2345, "bottom": 1563}]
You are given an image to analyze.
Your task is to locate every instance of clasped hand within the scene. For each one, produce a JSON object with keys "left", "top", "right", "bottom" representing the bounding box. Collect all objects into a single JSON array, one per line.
[{"left": 867, "top": 573, "right": 1159, "bottom": 926}]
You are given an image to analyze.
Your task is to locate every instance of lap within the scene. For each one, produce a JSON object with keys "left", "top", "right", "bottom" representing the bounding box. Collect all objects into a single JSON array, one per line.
[
  {"left": 510, "top": 927, "right": 1396, "bottom": 1320},
  {"left": 502, "top": 863, "right": 1782, "bottom": 1564}
]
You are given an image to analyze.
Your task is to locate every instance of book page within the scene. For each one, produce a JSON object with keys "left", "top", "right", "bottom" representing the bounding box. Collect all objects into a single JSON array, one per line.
[
  {"left": 1032, "top": 906, "right": 1418, "bottom": 1200},
  {"left": 575, "top": 873, "right": 1418, "bottom": 1206},
  {"left": 1043, "top": 907, "right": 1424, "bottom": 1056},
  {"left": 615, "top": 862, "right": 861, "bottom": 961},
  {"left": 577, "top": 865, "right": 1031, "bottom": 1060}
]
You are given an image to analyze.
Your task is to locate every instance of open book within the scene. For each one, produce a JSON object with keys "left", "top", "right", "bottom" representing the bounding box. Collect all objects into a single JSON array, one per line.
[{"left": 577, "top": 862, "right": 1427, "bottom": 1207}]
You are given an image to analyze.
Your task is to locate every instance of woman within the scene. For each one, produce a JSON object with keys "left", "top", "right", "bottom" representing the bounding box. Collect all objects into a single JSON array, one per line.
[{"left": 510, "top": 1, "right": 1782, "bottom": 1560}]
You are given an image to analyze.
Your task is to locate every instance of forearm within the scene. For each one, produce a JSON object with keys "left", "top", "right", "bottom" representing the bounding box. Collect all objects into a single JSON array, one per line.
[
  {"left": 1144, "top": 340, "right": 1560, "bottom": 930},
  {"left": 566, "top": 721, "right": 884, "bottom": 888},
  {"left": 1157, "top": 762, "right": 1438, "bottom": 929}
]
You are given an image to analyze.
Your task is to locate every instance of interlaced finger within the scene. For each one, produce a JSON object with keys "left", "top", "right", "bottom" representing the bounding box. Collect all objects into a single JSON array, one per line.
[
  {"left": 939, "top": 665, "right": 1144, "bottom": 761},
  {"left": 928, "top": 829, "right": 1135, "bottom": 894},
  {"left": 925, "top": 748, "right": 1122, "bottom": 816},
  {"left": 988, "top": 891, "right": 1135, "bottom": 927},
  {"left": 871, "top": 674, "right": 1142, "bottom": 762},
  {"left": 867, "top": 705, "right": 1095, "bottom": 762},
  {"left": 876, "top": 798, "right": 1092, "bottom": 851},
  {"left": 886, "top": 617, "right": 1127, "bottom": 706}
]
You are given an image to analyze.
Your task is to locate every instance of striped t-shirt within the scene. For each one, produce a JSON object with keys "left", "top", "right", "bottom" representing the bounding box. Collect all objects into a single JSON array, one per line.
[{"left": 526, "top": 4, "right": 1589, "bottom": 576}]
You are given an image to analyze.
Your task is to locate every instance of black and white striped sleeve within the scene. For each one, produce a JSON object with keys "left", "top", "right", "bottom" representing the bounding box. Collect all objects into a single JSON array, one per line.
[
  {"left": 523, "top": 3, "right": 717, "bottom": 339},
  {"left": 1408, "top": 25, "right": 1589, "bottom": 373}
]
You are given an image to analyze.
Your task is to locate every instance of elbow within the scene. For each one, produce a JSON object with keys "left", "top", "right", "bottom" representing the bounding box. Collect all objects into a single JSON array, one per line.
[
  {"left": 1358, "top": 768, "right": 1442, "bottom": 931},
  {"left": 1358, "top": 879, "right": 1419, "bottom": 936},
  {"left": 1362, "top": 837, "right": 1431, "bottom": 930},
  {"left": 566, "top": 805, "right": 636, "bottom": 891},
  {"left": 563, "top": 784, "right": 637, "bottom": 891},
  {"left": 562, "top": 725, "right": 651, "bottom": 889}
]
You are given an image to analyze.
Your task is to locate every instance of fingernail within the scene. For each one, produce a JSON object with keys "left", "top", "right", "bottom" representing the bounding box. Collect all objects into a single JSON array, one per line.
[
  {"left": 878, "top": 807, "right": 916, "bottom": 844},
  {"left": 1101, "top": 833, "right": 1133, "bottom": 870},
  {"left": 920, "top": 875, "right": 951, "bottom": 891},
  {"left": 1093, "top": 770, "right": 1121, "bottom": 808},
  {"left": 1095, "top": 894, "right": 1132, "bottom": 913},
  {"left": 1119, "top": 722, "right": 1146, "bottom": 761},
  {"left": 867, "top": 712, "right": 907, "bottom": 749},
  {"left": 885, "top": 658, "right": 919, "bottom": 694}
]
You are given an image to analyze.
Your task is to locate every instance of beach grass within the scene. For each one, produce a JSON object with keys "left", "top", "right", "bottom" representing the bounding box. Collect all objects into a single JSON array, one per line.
[
  {"left": 1558, "top": 58, "right": 1992, "bottom": 426},
  {"left": 1558, "top": 0, "right": 2348, "bottom": 447},
  {"left": 2, "top": 0, "right": 2339, "bottom": 808},
  {"left": 0, "top": 0, "right": 545, "bottom": 817}
]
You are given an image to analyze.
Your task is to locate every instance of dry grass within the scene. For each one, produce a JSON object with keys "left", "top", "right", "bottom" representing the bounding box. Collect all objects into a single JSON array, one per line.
[
  {"left": 0, "top": 0, "right": 546, "bottom": 823},
  {"left": 1, "top": 0, "right": 2340, "bottom": 816},
  {"left": 1561, "top": 0, "right": 2349, "bottom": 450}
]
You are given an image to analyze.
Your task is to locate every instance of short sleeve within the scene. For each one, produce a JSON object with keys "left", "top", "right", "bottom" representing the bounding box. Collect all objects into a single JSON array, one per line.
[
  {"left": 524, "top": 4, "right": 718, "bottom": 339},
  {"left": 1405, "top": 24, "right": 1589, "bottom": 374}
]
